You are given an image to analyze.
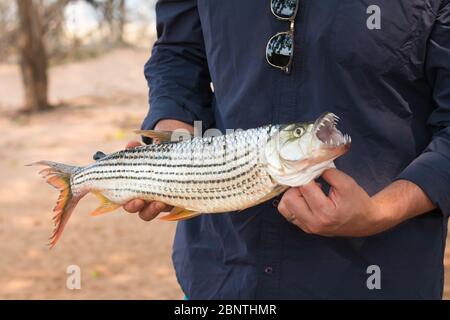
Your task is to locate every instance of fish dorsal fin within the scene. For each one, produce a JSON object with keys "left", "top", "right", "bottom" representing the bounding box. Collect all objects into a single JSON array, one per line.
[
  {"left": 90, "top": 192, "right": 121, "bottom": 216},
  {"left": 159, "top": 207, "right": 201, "bottom": 221},
  {"left": 134, "top": 129, "right": 193, "bottom": 144}
]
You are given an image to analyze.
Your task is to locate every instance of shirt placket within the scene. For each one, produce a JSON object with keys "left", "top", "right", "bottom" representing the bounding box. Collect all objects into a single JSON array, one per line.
[{"left": 257, "top": 0, "right": 309, "bottom": 299}]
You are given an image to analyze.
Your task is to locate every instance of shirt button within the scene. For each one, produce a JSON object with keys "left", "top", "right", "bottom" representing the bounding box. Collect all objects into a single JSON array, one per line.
[
  {"left": 265, "top": 266, "right": 273, "bottom": 275},
  {"left": 272, "top": 199, "right": 279, "bottom": 208}
]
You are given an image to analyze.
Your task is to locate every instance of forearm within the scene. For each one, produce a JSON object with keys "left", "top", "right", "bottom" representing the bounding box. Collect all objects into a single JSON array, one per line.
[
  {"left": 143, "top": 0, "right": 214, "bottom": 133},
  {"left": 371, "top": 180, "right": 436, "bottom": 230}
]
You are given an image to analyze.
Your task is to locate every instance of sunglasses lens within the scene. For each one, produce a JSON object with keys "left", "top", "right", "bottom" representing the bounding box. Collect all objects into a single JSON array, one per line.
[
  {"left": 266, "top": 33, "right": 293, "bottom": 69},
  {"left": 271, "top": 0, "right": 298, "bottom": 19}
]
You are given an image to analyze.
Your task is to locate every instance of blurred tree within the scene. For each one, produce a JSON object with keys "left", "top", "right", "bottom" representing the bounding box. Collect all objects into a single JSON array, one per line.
[
  {"left": 0, "top": 0, "right": 70, "bottom": 64},
  {"left": 87, "top": 0, "right": 127, "bottom": 44},
  {"left": 0, "top": 1, "right": 18, "bottom": 60},
  {"left": 17, "top": 0, "right": 49, "bottom": 112},
  {"left": 1, "top": 0, "right": 139, "bottom": 111},
  {"left": 43, "top": 0, "right": 71, "bottom": 60},
  {"left": 117, "top": 0, "right": 126, "bottom": 43}
]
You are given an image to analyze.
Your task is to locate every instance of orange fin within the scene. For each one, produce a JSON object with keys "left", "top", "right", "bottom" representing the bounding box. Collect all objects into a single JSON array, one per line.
[
  {"left": 133, "top": 129, "right": 173, "bottom": 143},
  {"left": 90, "top": 192, "right": 120, "bottom": 216},
  {"left": 134, "top": 129, "right": 193, "bottom": 144},
  {"left": 28, "top": 161, "right": 85, "bottom": 248},
  {"left": 159, "top": 207, "right": 201, "bottom": 221}
]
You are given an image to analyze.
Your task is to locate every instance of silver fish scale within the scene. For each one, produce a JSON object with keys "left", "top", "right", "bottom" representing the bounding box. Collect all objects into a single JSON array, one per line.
[{"left": 71, "top": 125, "right": 285, "bottom": 212}]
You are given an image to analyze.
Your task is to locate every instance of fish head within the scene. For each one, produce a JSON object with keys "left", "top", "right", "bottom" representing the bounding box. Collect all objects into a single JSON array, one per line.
[{"left": 264, "top": 112, "right": 351, "bottom": 186}]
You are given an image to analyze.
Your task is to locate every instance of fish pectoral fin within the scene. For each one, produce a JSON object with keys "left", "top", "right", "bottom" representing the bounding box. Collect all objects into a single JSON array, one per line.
[
  {"left": 90, "top": 192, "right": 120, "bottom": 216},
  {"left": 159, "top": 207, "right": 201, "bottom": 221},
  {"left": 255, "top": 185, "right": 288, "bottom": 205},
  {"left": 133, "top": 129, "right": 193, "bottom": 144},
  {"left": 238, "top": 185, "right": 288, "bottom": 212}
]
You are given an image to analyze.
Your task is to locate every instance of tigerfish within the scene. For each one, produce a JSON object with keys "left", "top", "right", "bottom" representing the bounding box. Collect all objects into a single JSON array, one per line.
[{"left": 29, "top": 112, "right": 351, "bottom": 247}]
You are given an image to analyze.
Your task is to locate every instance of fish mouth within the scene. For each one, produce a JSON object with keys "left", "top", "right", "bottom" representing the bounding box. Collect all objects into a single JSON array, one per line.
[{"left": 314, "top": 113, "right": 351, "bottom": 150}]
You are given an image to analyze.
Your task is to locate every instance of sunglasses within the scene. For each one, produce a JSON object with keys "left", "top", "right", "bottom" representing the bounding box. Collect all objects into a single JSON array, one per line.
[{"left": 266, "top": 0, "right": 299, "bottom": 73}]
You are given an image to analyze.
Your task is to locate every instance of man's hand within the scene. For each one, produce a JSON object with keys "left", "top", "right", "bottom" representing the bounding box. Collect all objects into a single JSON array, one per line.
[
  {"left": 123, "top": 119, "right": 195, "bottom": 221},
  {"left": 278, "top": 168, "right": 435, "bottom": 237}
]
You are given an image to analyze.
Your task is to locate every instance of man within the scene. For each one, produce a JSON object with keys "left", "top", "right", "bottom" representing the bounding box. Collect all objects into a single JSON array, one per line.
[{"left": 125, "top": 0, "right": 450, "bottom": 299}]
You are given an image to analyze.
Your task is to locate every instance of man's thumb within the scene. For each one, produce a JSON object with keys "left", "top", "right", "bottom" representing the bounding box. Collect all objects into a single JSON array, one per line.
[{"left": 126, "top": 141, "right": 142, "bottom": 149}]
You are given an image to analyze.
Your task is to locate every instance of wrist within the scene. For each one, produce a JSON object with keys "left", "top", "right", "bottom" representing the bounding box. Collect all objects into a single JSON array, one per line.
[{"left": 368, "top": 196, "right": 403, "bottom": 232}]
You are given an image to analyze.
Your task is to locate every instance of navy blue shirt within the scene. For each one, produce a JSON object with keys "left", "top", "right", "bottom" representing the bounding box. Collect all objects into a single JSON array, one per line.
[{"left": 143, "top": 0, "right": 450, "bottom": 299}]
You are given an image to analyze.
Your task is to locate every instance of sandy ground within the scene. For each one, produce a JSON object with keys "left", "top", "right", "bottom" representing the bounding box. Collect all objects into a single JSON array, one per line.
[
  {"left": 0, "top": 49, "right": 449, "bottom": 299},
  {"left": 0, "top": 49, "right": 180, "bottom": 299}
]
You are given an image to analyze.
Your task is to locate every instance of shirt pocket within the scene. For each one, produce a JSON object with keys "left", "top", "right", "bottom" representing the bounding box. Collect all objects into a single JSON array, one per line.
[{"left": 329, "top": 0, "right": 434, "bottom": 74}]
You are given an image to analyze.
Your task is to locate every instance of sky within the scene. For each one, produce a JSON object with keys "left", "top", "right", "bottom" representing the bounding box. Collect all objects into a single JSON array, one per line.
[{"left": 64, "top": 0, "right": 157, "bottom": 35}]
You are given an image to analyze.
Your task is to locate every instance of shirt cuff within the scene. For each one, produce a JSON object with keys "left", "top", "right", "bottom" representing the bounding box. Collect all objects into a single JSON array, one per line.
[{"left": 396, "top": 152, "right": 450, "bottom": 216}]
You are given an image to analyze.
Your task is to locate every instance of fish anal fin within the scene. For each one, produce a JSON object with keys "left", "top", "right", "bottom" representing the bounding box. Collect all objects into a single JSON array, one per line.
[
  {"left": 90, "top": 192, "right": 120, "bottom": 216},
  {"left": 159, "top": 207, "right": 201, "bottom": 221}
]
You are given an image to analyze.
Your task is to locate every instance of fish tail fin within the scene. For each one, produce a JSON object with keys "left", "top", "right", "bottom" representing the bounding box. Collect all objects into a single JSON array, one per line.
[{"left": 27, "top": 161, "right": 84, "bottom": 248}]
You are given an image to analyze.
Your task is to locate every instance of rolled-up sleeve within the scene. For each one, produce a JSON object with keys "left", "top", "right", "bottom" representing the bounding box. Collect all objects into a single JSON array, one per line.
[
  {"left": 397, "top": 0, "right": 450, "bottom": 216},
  {"left": 142, "top": 0, "right": 214, "bottom": 133}
]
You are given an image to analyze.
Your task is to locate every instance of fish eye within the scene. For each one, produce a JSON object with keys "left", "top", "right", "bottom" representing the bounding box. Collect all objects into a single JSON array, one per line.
[{"left": 293, "top": 127, "right": 304, "bottom": 137}]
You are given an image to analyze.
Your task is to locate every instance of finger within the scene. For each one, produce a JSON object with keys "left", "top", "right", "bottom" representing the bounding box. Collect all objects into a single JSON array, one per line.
[
  {"left": 278, "top": 191, "right": 315, "bottom": 233},
  {"left": 299, "top": 181, "right": 334, "bottom": 213},
  {"left": 321, "top": 168, "right": 352, "bottom": 188},
  {"left": 138, "top": 201, "right": 170, "bottom": 221},
  {"left": 126, "top": 141, "right": 142, "bottom": 149},
  {"left": 278, "top": 189, "right": 314, "bottom": 223},
  {"left": 123, "top": 199, "right": 146, "bottom": 213}
]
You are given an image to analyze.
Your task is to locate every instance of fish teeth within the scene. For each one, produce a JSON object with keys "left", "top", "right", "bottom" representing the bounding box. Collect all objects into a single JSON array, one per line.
[
  {"left": 343, "top": 134, "right": 351, "bottom": 144},
  {"left": 328, "top": 113, "right": 339, "bottom": 125}
]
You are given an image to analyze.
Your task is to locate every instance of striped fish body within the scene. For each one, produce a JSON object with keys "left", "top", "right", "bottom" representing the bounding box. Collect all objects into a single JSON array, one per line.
[
  {"left": 30, "top": 112, "right": 350, "bottom": 247},
  {"left": 72, "top": 126, "right": 285, "bottom": 213}
]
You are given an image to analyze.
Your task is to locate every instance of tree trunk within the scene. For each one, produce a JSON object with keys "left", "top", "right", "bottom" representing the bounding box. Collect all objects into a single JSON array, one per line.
[
  {"left": 17, "top": 0, "right": 49, "bottom": 112},
  {"left": 117, "top": 0, "right": 126, "bottom": 44},
  {"left": 102, "top": 0, "right": 114, "bottom": 42}
]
